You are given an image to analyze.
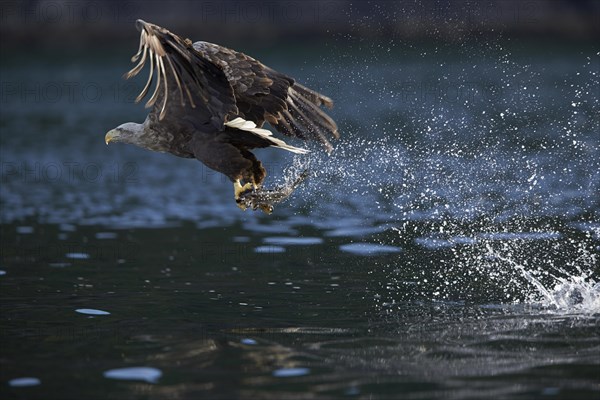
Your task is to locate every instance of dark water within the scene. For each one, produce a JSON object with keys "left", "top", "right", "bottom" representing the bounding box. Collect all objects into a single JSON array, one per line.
[{"left": 1, "top": 38, "right": 599, "bottom": 399}]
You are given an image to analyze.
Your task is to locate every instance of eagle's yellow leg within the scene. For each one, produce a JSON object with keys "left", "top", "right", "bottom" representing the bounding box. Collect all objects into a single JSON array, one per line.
[
  {"left": 234, "top": 180, "right": 253, "bottom": 210},
  {"left": 233, "top": 180, "right": 253, "bottom": 198}
]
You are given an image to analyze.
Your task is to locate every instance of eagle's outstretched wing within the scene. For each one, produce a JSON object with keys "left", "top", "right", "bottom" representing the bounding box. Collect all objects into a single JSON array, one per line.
[
  {"left": 125, "top": 19, "right": 238, "bottom": 129},
  {"left": 195, "top": 42, "right": 339, "bottom": 152}
]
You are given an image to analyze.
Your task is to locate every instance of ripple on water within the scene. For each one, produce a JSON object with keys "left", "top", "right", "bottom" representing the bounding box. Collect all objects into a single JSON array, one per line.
[
  {"left": 48, "top": 262, "right": 71, "bottom": 268},
  {"left": 263, "top": 237, "right": 323, "bottom": 246},
  {"left": 65, "top": 253, "right": 90, "bottom": 260},
  {"left": 272, "top": 367, "right": 310, "bottom": 378},
  {"left": 324, "top": 225, "right": 388, "bottom": 237},
  {"left": 254, "top": 245, "right": 286, "bottom": 254},
  {"left": 339, "top": 243, "right": 402, "bottom": 256},
  {"left": 8, "top": 377, "right": 41, "bottom": 387},
  {"left": 103, "top": 367, "right": 162, "bottom": 383},
  {"left": 75, "top": 308, "right": 110, "bottom": 315},
  {"left": 244, "top": 223, "right": 298, "bottom": 235},
  {"left": 59, "top": 223, "right": 76, "bottom": 232},
  {"left": 16, "top": 226, "right": 34, "bottom": 234},
  {"left": 95, "top": 232, "right": 118, "bottom": 239}
]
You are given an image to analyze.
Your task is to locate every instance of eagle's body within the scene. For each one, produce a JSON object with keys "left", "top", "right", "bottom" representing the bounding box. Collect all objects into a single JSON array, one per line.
[{"left": 106, "top": 20, "right": 338, "bottom": 212}]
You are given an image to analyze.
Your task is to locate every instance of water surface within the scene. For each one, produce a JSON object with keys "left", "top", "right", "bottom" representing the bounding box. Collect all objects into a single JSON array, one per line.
[{"left": 1, "top": 38, "right": 599, "bottom": 399}]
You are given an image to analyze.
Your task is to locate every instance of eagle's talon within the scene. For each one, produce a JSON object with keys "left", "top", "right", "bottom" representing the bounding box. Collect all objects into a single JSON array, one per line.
[{"left": 233, "top": 180, "right": 254, "bottom": 200}]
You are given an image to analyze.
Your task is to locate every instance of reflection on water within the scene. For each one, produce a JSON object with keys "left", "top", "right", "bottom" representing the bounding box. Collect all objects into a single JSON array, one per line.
[{"left": 1, "top": 39, "right": 599, "bottom": 399}]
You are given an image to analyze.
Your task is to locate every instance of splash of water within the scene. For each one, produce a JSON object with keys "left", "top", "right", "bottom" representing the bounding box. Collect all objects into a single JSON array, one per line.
[
  {"left": 298, "top": 44, "right": 599, "bottom": 316},
  {"left": 485, "top": 244, "right": 600, "bottom": 313}
]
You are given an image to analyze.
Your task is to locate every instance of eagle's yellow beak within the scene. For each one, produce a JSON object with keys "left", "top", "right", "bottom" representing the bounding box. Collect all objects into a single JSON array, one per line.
[{"left": 105, "top": 130, "right": 117, "bottom": 145}]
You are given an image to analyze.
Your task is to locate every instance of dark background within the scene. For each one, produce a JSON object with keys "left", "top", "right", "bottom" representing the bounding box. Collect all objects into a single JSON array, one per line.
[{"left": 1, "top": 0, "right": 599, "bottom": 51}]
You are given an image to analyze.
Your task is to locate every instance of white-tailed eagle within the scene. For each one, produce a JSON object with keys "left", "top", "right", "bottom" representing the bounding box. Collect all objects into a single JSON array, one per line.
[{"left": 105, "top": 20, "right": 338, "bottom": 213}]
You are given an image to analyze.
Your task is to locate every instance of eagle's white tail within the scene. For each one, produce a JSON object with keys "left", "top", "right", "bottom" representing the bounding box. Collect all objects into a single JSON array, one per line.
[{"left": 225, "top": 117, "right": 309, "bottom": 154}]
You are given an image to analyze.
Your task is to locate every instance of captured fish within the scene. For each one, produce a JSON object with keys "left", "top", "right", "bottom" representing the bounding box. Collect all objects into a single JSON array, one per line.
[{"left": 236, "top": 170, "right": 310, "bottom": 214}]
